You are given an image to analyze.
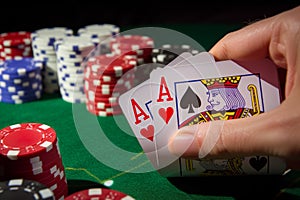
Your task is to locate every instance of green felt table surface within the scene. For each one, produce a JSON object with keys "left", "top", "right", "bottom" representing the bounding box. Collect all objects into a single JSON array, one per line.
[{"left": 1, "top": 23, "right": 300, "bottom": 200}]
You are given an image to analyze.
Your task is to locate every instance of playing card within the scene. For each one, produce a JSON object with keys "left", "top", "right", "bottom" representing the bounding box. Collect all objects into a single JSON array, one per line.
[
  {"left": 119, "top": 79, "right": 160, "bottom": 168},
  {"left": 149, "top": 52, "right": 220, "bottom": 171},
  {"left": 120, "top": 51, "right": 287, "bottom": 177},
  {"left": 173, "top": 58, "right": 286, "bottom": 176},
  {"left": 118, "top": 51, "right": 195, "bottom": 169}
]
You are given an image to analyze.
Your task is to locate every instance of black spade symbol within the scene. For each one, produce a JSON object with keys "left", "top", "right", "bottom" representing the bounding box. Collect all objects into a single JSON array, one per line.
[
  {"left": 249, "top": 156, "right": 267, "bottom": 171},
  {"left": 180, "top": 86, "right": 201, "bottom": 113}
]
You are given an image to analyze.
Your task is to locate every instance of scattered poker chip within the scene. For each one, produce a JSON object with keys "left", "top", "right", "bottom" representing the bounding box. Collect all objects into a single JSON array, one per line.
[
  {"left": 0, "top": 179, "right": 55, "bottom": 200},
  {"left": 65, "top": 188, "right": 135, "bottom": 200}
]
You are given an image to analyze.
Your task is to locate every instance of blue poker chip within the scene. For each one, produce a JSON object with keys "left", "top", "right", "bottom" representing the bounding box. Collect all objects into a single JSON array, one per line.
[
  {"left": 0, "top": 58, "right": 43, "bottom": 76},
  {"left": 0, "top": 91, "right": 41, "bottom": 100},
  {"left": 0, "top": 86, "right": 42, "bottom": 96},
  {"left": 0, "top": 79, "right": 42, "bottom": 89},
  {"left": 0, "top": 82, "right": 42, "bottom": 93},
  {"left": 0, "top": 75, "right": 41, "bottom": 86},
  {"left": 0, "top": 73, "right": 41, "bottom": 83},
  {"left": 0, "top": 94, "right": 41, "bottom": 104}
]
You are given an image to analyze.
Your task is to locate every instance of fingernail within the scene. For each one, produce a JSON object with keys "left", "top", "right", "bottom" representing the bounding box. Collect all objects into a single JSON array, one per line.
[{"left": 169, "top": 126, "right": 198, "bottom": 155}]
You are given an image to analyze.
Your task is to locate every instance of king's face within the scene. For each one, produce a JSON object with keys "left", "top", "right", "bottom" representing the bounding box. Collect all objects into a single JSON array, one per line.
[{"left": 207, "top": 89, "right": 226, "bottom": 111}]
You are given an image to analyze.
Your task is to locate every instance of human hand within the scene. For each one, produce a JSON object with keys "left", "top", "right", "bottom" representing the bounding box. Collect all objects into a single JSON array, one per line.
[{"left": 168, "top": 6, "right": 300, "bottom": 169}]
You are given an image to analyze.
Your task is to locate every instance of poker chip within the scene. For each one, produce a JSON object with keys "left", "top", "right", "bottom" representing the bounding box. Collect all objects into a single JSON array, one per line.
[
  {"left": 0, "top": 57, "right": 43, "bottom": 104},
  {"left": 83, "top": 53, "right": 137, "bottom": 116},
  {"left": 152, "top": 44, "right": 200, "bottom": 65},
  {"left": 54, "top": 35, "right": 97, "bottom": 103},
  {"left": 0, "top": 123, "right": 68, "bottom": 199},
  {"left": 0, "top": 179, "right": 55, "bottom": 200},
  {"left": 31, "top": 27, "right": 74, "bottom": 94},
  {"left": 65, "top": 188, "right": 135, "bottom": 200},
  {"left": 77, "top": 23, "right": 120, "bottom": 54},
  {"left": 0, "top": 31, "right": 33, "bottom": 61},
  {"left": 109, "top": 34, "right": 155, "bottom": 85},
  {"left": 0, "top": 31, "right": 31, "bottom": 47}
]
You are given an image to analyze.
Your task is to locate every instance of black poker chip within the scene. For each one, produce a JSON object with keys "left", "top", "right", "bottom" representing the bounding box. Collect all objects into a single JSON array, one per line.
[
  {"left": 0, "top": 179, "right": 55, "bottom": 200},
  {"left": 151, "top": 44, "right": 200, "bottom": 65}
]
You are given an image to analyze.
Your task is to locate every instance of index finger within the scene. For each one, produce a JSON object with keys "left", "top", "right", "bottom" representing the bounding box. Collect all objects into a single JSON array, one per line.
[{"left": 209, "top": 17, "right": 273, "bottom": 61}]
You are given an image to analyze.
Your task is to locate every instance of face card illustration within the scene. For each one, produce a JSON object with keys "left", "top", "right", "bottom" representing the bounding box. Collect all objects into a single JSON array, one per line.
[
  {"left": 118, "top": 80, "right": 160, "bottom": 168},
  {"left": 176, "top": 59, "right": 286, "bottom": 176}
]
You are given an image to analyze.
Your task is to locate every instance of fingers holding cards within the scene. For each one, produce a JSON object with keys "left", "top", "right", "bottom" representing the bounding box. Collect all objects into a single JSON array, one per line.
[{"left": 119, "top": 50, "right": 287, "bottom": 177}]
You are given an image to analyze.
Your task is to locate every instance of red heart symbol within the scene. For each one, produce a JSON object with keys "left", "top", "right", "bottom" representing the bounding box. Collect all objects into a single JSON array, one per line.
[
  {"left": 159, "top": 107, "right": 174, "bottom": 124},
  {"left": 140, "top": 125, "right": 154, "bottom": 142}
]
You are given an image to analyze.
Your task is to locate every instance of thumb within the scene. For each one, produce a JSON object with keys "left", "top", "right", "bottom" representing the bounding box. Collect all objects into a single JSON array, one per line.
[{"left": 168, "top": 106, "right": 290, "bottom": 160}]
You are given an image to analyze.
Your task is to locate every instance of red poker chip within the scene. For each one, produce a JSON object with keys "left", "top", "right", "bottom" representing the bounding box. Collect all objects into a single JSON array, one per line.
[
  {"left": 86, "top": 99, "right": 119, "bottom": 108},
  {"left": 110, "top": 34, "right": 154, "bottom": 50},
  {"left": 0, "top": 46, "right": 32, "bottom": 54},
  {"left": 87, "top": 107, "right": 123, "bottom": 117},
  {"left": 85, "top": 91, "right": 123, "bottom": 99},
  {"left": 86, "top": 103, "right": 121, "bottom": 112},
  {"left": 86, "top": 103, "right": 122, "bottom": 112},
  {"left": 0, "top": 31, "right": 31, "bottom": 47},
  {"left": 86, "top": 53, "right": 137, "bottom": 75},
  {"left": 0, "top": 123, "right": 57, "bottom": 160},
  {"left": 84, "top": 79, "right": 133, "bottom": 92},
  {"left": 65, "top": 188, "right": 135, "bottom": 200},
  {"left": 84, "top": 65, "right": 136, "bottom": 81},
  {"left": 86, "top": 95, "right": 119, "bottom": 104},
  {"left": 3, "top": 160, "right": 65, "bottom": 182},
  {"left": 111, "top": 47, "right": 153, "bottom": 59},
  {"left": 0, "top": 55, "right": 24, "bottom": 61},
  {"left": 84, "top": 74, "right": 135, "bottom": 87},
  {"left": 0, "top": 138, "right": 60, "bottom": 164},
  {"left": 51, "top": 177, "right": 68, "bottom": 200},
  {"left": 84, "top": 84, "right": 129, "bottom": 96},
  {"left": 0, "top": 50, "right": 33, "bottom": 57},
  {"left": 0, "top": 145, "right": 61, "bottom": 172}
]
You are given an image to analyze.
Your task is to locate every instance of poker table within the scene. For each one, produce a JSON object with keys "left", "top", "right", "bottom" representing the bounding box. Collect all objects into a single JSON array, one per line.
[{"left": 2, "top": 23, "right": 300, "bottom": 200}]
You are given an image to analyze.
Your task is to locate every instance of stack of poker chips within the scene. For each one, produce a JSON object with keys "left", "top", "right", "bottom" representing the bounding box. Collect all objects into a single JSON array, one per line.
[
  {"left": 0, "top": 123, "right": 68, "bottom": 200},
  {"left": 110, "top": 35, "right": 154, "bottom": 86},
  {"left": 84, "top": 53, "right": 137, "bottom": 116},
  {"left": 0, "top": 58, "right": 43, "bottom": 104},
  {"left": 77, "top": 23, "right": 120, "bottom": 54},
  {"left": 0, "top": 31, "right": 33, "bottom": 61},
  {"left": 151, "top": 44, "right": 200, "bottom": 65},
  {"left": 0, "top": 179, "right": 55, "bottom": 200},
  {"left": 55, "top": 35, "right": 96, "bottom": 103},
  {"left": 31, "top": 27, "right": 74, "bottom": 94}
]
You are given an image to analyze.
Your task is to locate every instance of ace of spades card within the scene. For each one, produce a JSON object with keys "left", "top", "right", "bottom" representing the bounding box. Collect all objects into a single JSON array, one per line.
[{"left": 150, "top": 55, "right": 286, "bottom": 177}]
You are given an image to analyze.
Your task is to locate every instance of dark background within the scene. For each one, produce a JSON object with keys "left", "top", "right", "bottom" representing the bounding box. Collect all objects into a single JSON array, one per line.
[{"left": 1, "top": 1, "right": 299, "bottom": 33}]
